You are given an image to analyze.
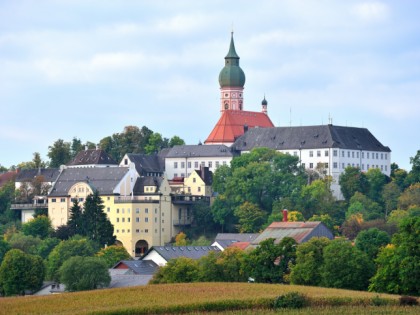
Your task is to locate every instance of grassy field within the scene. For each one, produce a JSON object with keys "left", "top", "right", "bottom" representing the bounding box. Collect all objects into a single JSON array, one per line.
[{"left": 0, "top": 282, "right": 417, "bottom": 315}]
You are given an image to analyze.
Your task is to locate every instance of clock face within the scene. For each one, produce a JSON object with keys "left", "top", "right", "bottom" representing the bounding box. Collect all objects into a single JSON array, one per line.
[{"left": 232, "top": 93, "right": 236, "bottom": 97}]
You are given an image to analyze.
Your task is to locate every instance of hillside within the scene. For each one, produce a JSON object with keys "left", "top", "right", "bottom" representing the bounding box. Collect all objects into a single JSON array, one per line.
[{"left": 0, "top": 282, "right": 417, "bottom": 315}]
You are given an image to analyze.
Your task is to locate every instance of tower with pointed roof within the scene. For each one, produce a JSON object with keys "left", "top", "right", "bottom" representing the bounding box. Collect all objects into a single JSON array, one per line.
[
  {"left": 205, "top": 33, "right": 274, "bottom": 146},
  {"left": 219, "top": 32, "right": 246, "bottom": 112}
]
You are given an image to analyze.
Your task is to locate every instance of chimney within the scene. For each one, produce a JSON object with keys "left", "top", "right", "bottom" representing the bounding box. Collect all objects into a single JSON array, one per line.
[{"left": 282, "top": 209, "right": 288, "bottom": 222}]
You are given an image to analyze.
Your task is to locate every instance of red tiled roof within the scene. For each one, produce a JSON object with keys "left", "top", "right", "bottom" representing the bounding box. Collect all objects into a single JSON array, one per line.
[
  {"left": 229, "top": 242, "right": 250, "bottom": 250},
  {"left": 205, "top": 110, "right": 274, "bottom": 144}
]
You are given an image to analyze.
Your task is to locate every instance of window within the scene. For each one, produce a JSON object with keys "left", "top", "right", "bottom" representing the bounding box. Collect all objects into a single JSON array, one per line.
[
  {"left": 201, "top": 161, "right": 205, "bottom": 167},
  {"left": 128, "top": 209, "right": 130, "bottom": 214},
  {"left": 122, "top": 229, "right": 125, "bottom": 233},
  {"left": 181, "top": 162, "right": 185, "bottom": 168},
  {"left": 136, "top": 229, "right": 139, "bottom": 233},
  {"left": 385, "top": 165, "right": 388, "bottom": 171},
  {"left": 352, "top": 152, "right": 355, "bottom": 158},
  {"left": 187, "top": 162, "right": 191, "bottom": 168},
  {"left": 333, "top": 162, "right": 338, "bottom": 169},
  {"left": 198, "top": 187, "right": 201, "bottom": 192},
  {"left": 375, "top": 153, "right": 378, "bottom": 159},
  {"left": 60, "top": 198, "right": 65, "bottom": 202},
  {"left": 193, "top": 177, "right": 196, "bottom": 183},
  {"left": 116, "top": 218, "right": 119, "bottom": 222},
  {"left": 325, "top": 150, "right": 329, "bottom": 157},
  {"left": 124, "top": 158, "right": 128, "bottom": 165},
  {"left": 78, "top": 198, "right": 83, "bottom": 202},
  {"left": 145, "top": 218, "right": 149, "bottom": 223},
  {"left": 107, "top": 207, "right": 110, "bottom": 213},
  {"left": 348, "top": 151, "right": 350, "bottom": 158},
  {"left": 136, "top": 208, "right": 139, "bottom": 214},
  {"left": 342, "top": 151, "right": 345, "bottom": 157},
  {"left": 362, "top": 152, "right": 365, "bottom": 158},
  {"left": 174, "top": 162, "right": 178, "bottom": 168},
  {"left": 136, "top": 217, "right": 139, "bottom": 222},
  {"left": 116, "top": 229, "right": 119, "bottom": 233},
  {"left": 52, "top": 198, "right": 56, "bottom": 203},
  {"left": 309, "top": 163, "right": 313, "bottom": 169},
  {"left": 155, "top": 208, "right": 157, "bottom": 214},
  {"left": 301, "top": 163, "right": 305, "bottom": 168},
  {"left": 367, "top": 152, "right": 370, "bottom": 159},
  {"left": 117, "top": 209, "right": 120, "bottom": 213},
  {"left": 122, "top": 218, "right": 125, "bottom": 222},
  {"left": 381, "top": 165, "right": 384, "bottom": 171},
  {"left": 208, "top": 161, "right": 212, "bottom": 168},
  {"left": 223, "top": 161, "right": 227, "bottom": 165},
  {"left": 181, "top": 173, "right": 185, "bottom": 177},
  {"left": 325, "top": 163, "right": 329, "bottom": 169},
  {"left": 194, "top": 161, "right": 199, "bottom": 168},
  {"left": 162, "top": 219, "right": 164, "bottom": 223},
  {"left": 372, "top": 153, "right": 375, "bottom": 159},
  {"left": 362, "top": 164, "right": 365, "bottom": 170},
  {"left": 145, "top": 208, "right": 148, "bottom": 214},
  {"left": 155, "top": 229, "right": 158, "bottom": 233},
  {"left": 216, "top": 161, "right": 220, "bottom": 168},
  {"left": 293, "top": 151, "right": 298, "bottom": 156},
  {"left": 317, "top": 150, "right": 321, "bottom": 157},
  {"left": 385, "top": 154, "right": 388, "bottom": 159},
  {"left": 145, "top": 229, "right": 149, "bottom": 233},
  {"left": 333, "top": 150, "right": 338, "bottom": 157},
  {"left": 309, "top": 151, "right": 313, "bottom": 157},
  {"left": 107, "top": 196, "right": 110, "bottom": 201},
  {"left": 188, "top": 187, "right": 191, "bottom": 193},
  {"left": 162, "top": 212, "right": 164, "bottom": 217},
  {"left": 128, "top": 218, "right": 130, "bottom": 222},
  {"left": 162, "top": 228, "right": 165, "bottom": 232},
  {"left": 154, "top": 218, "right": 157, "bottom": 223},
  {"left": 342, "top": 163, "right": 345, "bottom": 169},
  {"left": 174, "top": 173, "right": 178, "bottom": 177},
  {"left": 122, "top": 208, "right": 125, "bottom": 214},
  {"left": 367, "top": 164, "right": 370, "bottom": 169}
]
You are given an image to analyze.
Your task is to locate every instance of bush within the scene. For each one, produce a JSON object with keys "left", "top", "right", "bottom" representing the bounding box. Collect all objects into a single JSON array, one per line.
[
  {"left": 372, "top": 295, "right": 389, "bottom": 306},
  {"left": 399, "top": 296, "right": 418, "bottom": 306},
  {"left": 273, "top": 291, "right": 307, "bottom": 309}
]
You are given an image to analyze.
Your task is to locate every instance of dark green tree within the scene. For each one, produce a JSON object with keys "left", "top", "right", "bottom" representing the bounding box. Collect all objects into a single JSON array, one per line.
[
  {"left": 96, "top": 245, "right": 131, "bottom": 268},
  {"left": 346, "top": 192, "right": 383, "bottom": 220},
  {"left": 370, "top": 216, "right": 420, "bottom": 295},
  {"left": 0, "top": 249, "right": 45, "bottom": 296},
  {"left": 0, "top": 239, "right": 11, "bottom": 265},
  {"left": 48, "top": 139, "right": 71, "bottom": 167},
  {"left": 70, "top": 137, "right": 84, "bottom": 158},
  {"left": 68, "top": 198, "right": 83, "bottom": 235},
  {"left": 46, "top": 237, "right": 97, "bottom": 281},
  {"left": 234, "top": 202, "right": 267, "bottom": 233},
  {"left": 190, "top": 199, "right": 216, "bottom": 236},
  {"left": 216, "top": 247, "right": 247, "bottom": 282},
  {"left": 36, "top": 237, "right": 60, "bottom": 259},
  {"left": 290, "top": 237, "right": 331, "bottom": 286},
  {"left": 405, "top": 149, "right": 420, "bottom": 185},
  {"left": 81, "top": 191, "right": 116, "bottom": 247},
  {"left": 321, "top": 238, "right": 374, "bottom": 291},
  {"left": 366, "top": 168, "right": 389, "bottom": 203},
  {"left": 0, "top": 180, "right": 15, "bottom": 223},
  {"left": 150, "top": 257, "right": 199, "bottom": 284},
  {"left": 145, "top": 132, "right": 167, "bottom": 154},
  {"left": 169, "top": 135, "right": 185, "bottom": 147},
  {"left": 299, "top": 179, "right": 335, "bottom": 219},
  {"left": 339, "top": 166, "right": 368, "bottom": 201},
  {"left": 59, "top": 256, "right": 110, "bottom": 291},
  {"left": 382, "top": 182, "right": 401, "bottom": 217},
  {"left": 8, "top": 233, "right": 41, "bottom": 255},
  {"left": 355, "top": 228, "right": 390, "bottom": 260},
  {"left": 21, "top": 215, "right": 53, "bottom": 239}
]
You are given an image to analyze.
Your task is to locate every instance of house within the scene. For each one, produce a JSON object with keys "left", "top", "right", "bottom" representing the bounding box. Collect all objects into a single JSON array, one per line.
[
  {"left": 232, "top": 125, "right": 391, "bottom": 199},
  {"left": 141, "top": 246, "right": 221, "bottom": 266},
  {"left": 205, "top": 33, "right": 274, "bottom": 146},
  {"left": 67, "top": 148, "right": 118, "bottom": 168},
  {"left": 109, "top": 260, "right": 158, "bottom": 287},
  {"left": 165, "top": 144, "right": 235, "bottom": 179},
  {"left": 212, "top": 233, "right": 259, "bottom": 251},
  {"left": 119, "top": 152, "right": 166, "bottom": 177},
  {"left": 250, "top": 211, "right": 334, "bottom": 247}
]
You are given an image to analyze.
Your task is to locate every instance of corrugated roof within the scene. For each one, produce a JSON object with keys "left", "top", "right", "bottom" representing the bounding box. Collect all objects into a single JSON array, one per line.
[
  {"left": 205, "top": 110, "right": 274, "bottom": 144},
  {"left": 215, "top": 233, "right": 260, "bottom": 242},
  {"left": 148, "top": 246, "right": 221, "bottom": 261},
  {"left": 166, "top": 145, "right": 234, "bottom": 158},
  {"left": 49, "top": 167, "right": 128, "bottom": 196},
  {"left": 233, "top": 125, "right": 391, "bottom": 152}
]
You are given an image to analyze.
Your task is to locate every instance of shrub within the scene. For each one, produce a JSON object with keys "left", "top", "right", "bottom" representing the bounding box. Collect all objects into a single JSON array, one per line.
[
  {"left": 273, "top": 291, "right": 307, "bottom": 309},
  {"left": 371, "top": 295, "right": 389, "bottom": 306},
  {"left": 399, "top": 296, "right": 418, "bottom": 306}
]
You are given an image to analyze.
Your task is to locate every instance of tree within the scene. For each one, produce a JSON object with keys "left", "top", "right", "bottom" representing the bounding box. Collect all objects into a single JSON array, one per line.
[
  {"left": 0, "top": 249, "right": 45, "bottom": 296},
  {"left": 8, "top": 233, "right": 41, "bottom": 255},
  {"left": 234, "top": 202, "right": 267, "bottom": 233},
  {"left": 321, "top": 239, "right": 374, "bottom": 291},
  {"left": 36, "top": 237, "right": 60, "bottom": 259},
  {"left": 145, "top": 132, "right": 167, "bottom": 154},
  {"left": 308, "top": 214, "right": 335, "bottom": 233},
  {"left": 290, "top": 237, "right": 331, "bottom": 286},
  {"left": 175, "top": 232, "right": 188, "bottom": 246},
  {"left": 339, "top": 167, "right": 368, "bottom": 201},
  {"left": 366, "top": 168, "right": 389, "bottom": 203},
  {"left": 346, "top": 192, "right": 383, "bottom": 220},
  {"left": 46, "top": 237, "right": 97, "bottom": 281},
  {"left": 59, "top": 256, "right": 110, "bottom": 291},
  {"left": 355, "top": 228, "right": 390, "bottom": 260},
  {"left": 370, "top": 217, "right": 420, "bottom": 295},
  {"left": 169, "top": 135, "right": 185, "bottom": 147},
  {"left": 299, "top": 179, "right": 335, "bottom": 219},
  {"left": 398, "top": 183, "right": 420, "bottom": 210},
  {"left": 81, "top": 191, "right": 116, "bottom": 247},
  {"left": 70, "top": 137, "right": 84, "bottom": 158},
  {"left": 243, "top": 237, "right": 296, "bottom": 283},
  {"left": 22, "top": 215, "right": 53, "bottom": 239},
  {"left": 96, "top": 245, "right": 131, "bottom": 268},
  {"left": 406, "top": 149, "right": 420, "bottom": 185},
  {"left": 67, "top": 198, "right": 83, "bottom": 235},
  {"left": 150, "top": 257, "right": 199, "bottom": 284},
  {"left": 341, "top": 213, "right": 363, "bottom": 240},
  {"left": 216, "top": 247, "right": 247, "bottom": 282},
  {"left": 48, "top": 139, "right": 71, "bottom": 167},
  {"left": 0, "top": 180, "right": 15, "bottom": 223},
  {"left": 0, "top": 239, "right": 10, "bottom": 265},
  {"left": 382, "top": 182, "right": 401, "bottom": 218}
]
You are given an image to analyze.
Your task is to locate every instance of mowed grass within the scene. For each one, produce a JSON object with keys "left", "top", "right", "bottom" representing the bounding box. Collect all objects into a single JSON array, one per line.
[{"left": 0, "top": 282, "right": 416, "bottom": 315}]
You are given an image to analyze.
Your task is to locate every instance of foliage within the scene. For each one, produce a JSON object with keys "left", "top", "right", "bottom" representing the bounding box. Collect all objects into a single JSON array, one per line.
[
  {"left": 169, "top": 135, "right": 185, "bottom": 147},
  {"left": 339, "top": 167, "right": 368, "bottom": 201},
  {"left": 8, "top": 233, "right": 41, "bottom": 255},
  {"left": 273, "top": 292, "right": 308, "bottom": 309},
  {"left": 321, "top": 238, "right": 374, "bottom": 291},
  {"left": 96, "top": 245, "right": 131, "bottom": 268},
  {"left": 175, "top": 232, "right": 188, "bottom": 246},
  {"left": 398, "top": 183, "right": 420, "bottom": 210},
  {"left": 0, "top": 180, "right": 16, "bottom": 223},
  {"left": 0, "top": 239, "right": 11, "bottom": 265},
  {"left": 234, "top": 202, "right": 267, "bottom": 233},
  {"left": 366, "top": 168, "right": 389, "bottom": 203},
  {"left": 47, "top": 139, "right": 72, "bottom": 167},
  {"left": 216, "top": 247, "right": 247, "bottom": 282},
  {"left": 36, "top": 237, "right": 60, "bottom": 259},
  {"left": 370, "top": 217, "right": 420, "bottom": 295},
  {"left": 243, "top": 237, "right": 296, "bottom": 283},
  {"left": 189, "top": 200, "right": 216, "bottom": 236},
  {"left": 382, "top": 182, "right": 401, "bottom": 217},
  {"left": 80, "top": 190, "right": 116, "bottom": 247},
  {"left": 0, "top": 249, "right": 45, "bottom": 296},
  {"left": 355, "top": 228, "right": 390, "bottom": 260},
  {"left": 67, "top": 198, "right": 83, "bottom": 236},
  {"left": 405, "top": 149, "right": 420, "bottom": 185},
  {"left": 46, "top": 237, "right": 97, "bottom": 281},
  {"left": 59, "top": 256, "right": 111, "bottom": 291},
  {"left": 290, "top": 237, "right": 331, "bottom": 286},
  {"left": 308, "top": 214, "right": 335, "bottom": 233},
  {"left": 22, "top": 215, "right": 53, "bottom": 239},
  {"left": 151, "top": 257, "right": 199, "bottom": 284},
  {"left": 346, "top": 192, "right": 383, "bottom": 220},
  {"left": 399, "top": 296, "right": 419, "bottom": 306},
  {"left": 299, "top": 179, "right": 335, "bottom": 219},
  {"left": 341, "top": 213, "right": 363, "bottom": 240},
  {"left": 287, "top": 210, "right": 305, "bottom": 222}
]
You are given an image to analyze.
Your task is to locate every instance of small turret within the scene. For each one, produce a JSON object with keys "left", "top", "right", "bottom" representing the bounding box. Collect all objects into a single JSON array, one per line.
[{"left": 261, "top": 95, "right": 268, "bottom": 115}]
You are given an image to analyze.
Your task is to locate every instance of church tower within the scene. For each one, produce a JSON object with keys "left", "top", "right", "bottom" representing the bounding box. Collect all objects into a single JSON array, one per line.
[{"left": 218, "top": 32, "right": 246, "bottom": 112}]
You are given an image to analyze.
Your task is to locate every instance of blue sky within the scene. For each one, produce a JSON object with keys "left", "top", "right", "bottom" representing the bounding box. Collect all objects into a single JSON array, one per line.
[{"left": 1, "top": 0, "right": 419, "bottom": 170}]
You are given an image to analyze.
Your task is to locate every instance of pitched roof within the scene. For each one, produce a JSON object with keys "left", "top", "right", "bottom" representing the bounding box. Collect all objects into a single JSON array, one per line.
[
  {"left": 126, "top": 153, "right": 164, "bottom": 175},
  {"left": 67, "top": 149, "right": 118, "bottom": 166},
  {"left": 205, "top": 110, "right": 274, "bottom": 144},
  {"left": 252, "top": 221, "right": 334, "bottom": 245},
  {"left": 166, "top": 145, "right": 234, "bottom": 158},
  {"left": 144, "top": 246, "right": 221, "bottom": 262},
  {"left": 215, "top": 233, "right": 260, "bottom": 243},
  {"left": 133, "top": 176, "right": 163, "bottom": 195},
  {"left": 49, "top": 167, "right": 128, "bottom": 196},
  {"left": 111, "top": 260, "right": 158, "bottom": 275},
  {"left": 109, "top": 274, "right": 153, "bottom": 288},
  {"left": 15, "top": 168, "right": 60, "bottom": 182},
  {"left": 233, "top": 124, "right": 391, "bottom": 152}
]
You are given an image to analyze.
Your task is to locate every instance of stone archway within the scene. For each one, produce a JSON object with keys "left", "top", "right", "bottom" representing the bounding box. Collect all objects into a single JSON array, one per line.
[{"left": 135, "top": 240, "right": 149, "bottom": 257}]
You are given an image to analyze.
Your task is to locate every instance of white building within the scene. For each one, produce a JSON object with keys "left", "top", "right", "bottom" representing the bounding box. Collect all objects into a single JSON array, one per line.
[{"left": 232, "top": 124, "right": 391, "bottom": 199}]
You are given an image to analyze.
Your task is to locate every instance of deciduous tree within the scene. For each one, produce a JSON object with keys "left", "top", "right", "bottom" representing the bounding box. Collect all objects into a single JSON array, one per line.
[
  {"left": 48, "top": 139, "right": 71, "bottom": 167},
  {"left": 22, "top": 215, "right": 53, "bottom": 239},
  {"left": 339, "top": 167, "right": 368, "bottom": 201},
  {"left": 96, "top": 245, "right": 131, "bottom": 268},
  {"left": 355, "top": 228, "right": 390, "bottom": 260}
]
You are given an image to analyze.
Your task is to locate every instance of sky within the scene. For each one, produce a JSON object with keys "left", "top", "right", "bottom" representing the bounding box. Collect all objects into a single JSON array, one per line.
[{"left": 0, "top": 0, "right": 419, "bottom": 170}]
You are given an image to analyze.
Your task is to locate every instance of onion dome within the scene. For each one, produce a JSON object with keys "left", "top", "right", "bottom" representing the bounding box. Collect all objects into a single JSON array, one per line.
[{"left": 218, "top": 33, "right": 246, "bottom": 88}]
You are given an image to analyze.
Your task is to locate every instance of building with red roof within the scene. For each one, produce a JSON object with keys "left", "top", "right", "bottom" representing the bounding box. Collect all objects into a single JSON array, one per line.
[{"left": 205, "top": 33, "right": 274, "bottom": 146}]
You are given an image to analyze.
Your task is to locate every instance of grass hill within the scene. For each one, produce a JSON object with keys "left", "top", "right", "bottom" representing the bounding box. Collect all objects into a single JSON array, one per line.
[{"left": 0, "top": 282, "right": 418, "bottom": 315}]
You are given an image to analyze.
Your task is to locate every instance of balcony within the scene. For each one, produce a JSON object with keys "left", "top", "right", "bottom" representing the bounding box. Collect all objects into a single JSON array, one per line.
[
  {"left": 173, "top": 217, "right": 192, "bottom": 226},
  {"left": 11, "top": 203, "right": 48, "bottom": 210},
  {"left": 171, "top": 195, "right": 210, "bottom": 205},
  {"left": 114, "top": 196, "right": 160, "bottom": 204}
]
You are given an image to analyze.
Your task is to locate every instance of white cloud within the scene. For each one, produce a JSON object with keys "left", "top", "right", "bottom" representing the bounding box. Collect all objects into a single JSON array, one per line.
[{"left": 353, "top": 2, "right": 389, "bottom": 22}]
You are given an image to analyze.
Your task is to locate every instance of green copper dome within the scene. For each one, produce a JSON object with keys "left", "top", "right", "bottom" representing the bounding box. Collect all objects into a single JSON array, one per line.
[
  {"left": 262, "top": 96, "right": 268, "bottom": 106},
  {"left": 219, "top": 33, "right": 246, "bottom": 88}
]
